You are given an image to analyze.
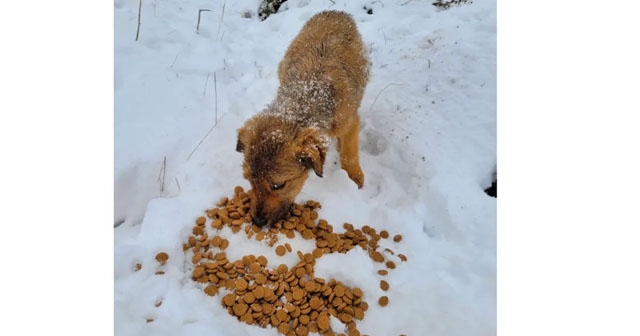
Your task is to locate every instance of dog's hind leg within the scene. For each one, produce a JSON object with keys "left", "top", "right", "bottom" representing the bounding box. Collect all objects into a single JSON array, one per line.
[{"left": 337, "top": 116, "right": 365, "bottom": 189}]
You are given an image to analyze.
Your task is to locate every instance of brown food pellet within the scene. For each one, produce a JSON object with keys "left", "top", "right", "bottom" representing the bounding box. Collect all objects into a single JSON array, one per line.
[
  {"left": 196, "top": 216, "right": 206, "bottom": 225},
  {"left": 299, "top": 314, "right": 310, "bottom": 325},
  {"left": 249, "top": 261, "right": 262, "bottom": 274},
  {"left": 304, "top": 281, "right": 316, "bottom": 292},
  {"left": 277, "top": 322, "right": 290, "bottom": 334},
  {"left": 255, "top": 273, "right": 267, "bottom": 285},
  {"left": 303, "top": 253, "right": 314, "bottom": 263},
  {"left": 380, "top": 280, "right": 389, "bottom": 291},
  {"left": 236, "top": 278, "right": 248, "bottom": 291},
  {"left": 192, "top": 253, "right": 202, "bottom": 264},
  {"left": 295, "top": 325, "right": 309, "bottom": 336},
  {"left": 211, "top": 236, "right": 222, "bottom": 247},
  {"left": 192, "top": 266, "right": 204, "bottom": 278},
  {"left": 360, "top": 302, "right": 368, "bottom": 312},
  {"left": 378, "top": 296, "right": 389, "bottom": 307},
  {"left": 371, "top": 251, "right": 384, "bottom": 263},
  {"left": 292, "top": 288, "right": 304, "bottom": 301},
  {"left": 317, "top": 314, "right": 330, "bottom": 330},
  {"left": 240, "top": 312, "right": 253, "bottom": 324},
  {"left": 377, "top": 270, "right": 388, "bottom": 276},
  {"left": 233, "top": 303, "right": 249, "bottom": 316},
  {"left": 204, "top": 285, "right": 218, "bottom": 296},
  {"left": 312, "top": 248, "right": 323, "bottom": 259},
  {"left": 244, "top": 292, "right": 255, "bottom": 304},
  {"left": 155, "top": 252, "right": 169, "bottom": 264},
  {"left": 251, "top": 303, "right": 262, "bottom": 312},
  {"left": 234, "top": 186, "right": 244, "bottom": 195},
  {"left": 220, "top": 239, "right": 230, "bottom": 250},
  {"left": 223, "top": 294, "right": 236, "bottom": 307},
  {"left": 340, "top": 313, "right": 353, "bottom": 323},
  {"left": 379, "top": 230, "right": 389, "bottom": 239},
  {"left": 393, "top": 234, "right": 402, "bottom": 242},
  {"left": 309, "top": 297, "right": 322, "bottom": 310},
  {"left": 386, "top": 261, "right": 396, "bottom": 269},
  {"left": 275, "top": 245, "right": 286, "bottom": 256},
  {"left": 354, "top": 307, "right": 364, "bottom": 320},
  {"left": 277, "top": 264, "right": 288, "bottom": 274},
  {"left": 193, "top": 226, "right": 204, "bottom": 235},
  {"left": 398, "top": 253, "right": 407, "bottom": 262}
]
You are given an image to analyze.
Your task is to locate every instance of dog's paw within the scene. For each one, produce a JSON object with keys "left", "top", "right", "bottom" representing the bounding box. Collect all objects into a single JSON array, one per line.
[{"left": 348, "top": 169, "right": 365, "bottom": 189}]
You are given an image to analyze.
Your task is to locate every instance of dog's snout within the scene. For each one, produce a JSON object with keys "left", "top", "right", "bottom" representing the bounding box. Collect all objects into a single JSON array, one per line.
[{"left": 253, "top": 216, "right": 267, "bottom": 227}]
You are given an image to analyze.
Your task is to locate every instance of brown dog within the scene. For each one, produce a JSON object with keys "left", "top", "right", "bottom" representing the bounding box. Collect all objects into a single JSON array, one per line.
[{"left": 236, "top": 10, "right": 369, "bottom": 227}]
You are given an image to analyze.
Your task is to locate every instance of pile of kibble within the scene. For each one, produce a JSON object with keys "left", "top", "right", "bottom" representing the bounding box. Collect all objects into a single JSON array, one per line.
[{"left": 154, "top": 186, "right": 406, "bottom": 336}]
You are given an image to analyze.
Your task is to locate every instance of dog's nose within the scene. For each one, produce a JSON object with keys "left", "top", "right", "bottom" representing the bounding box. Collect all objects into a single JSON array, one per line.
[{"left": 253, "top": 216, "right": 267, "bottom": 227}]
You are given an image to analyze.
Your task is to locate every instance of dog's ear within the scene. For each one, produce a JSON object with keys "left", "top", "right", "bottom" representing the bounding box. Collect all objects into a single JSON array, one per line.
[
  {"left": 236, "top": 139, "right": 245, "bottom": 153},
  {"left": 236, "top": 127, "right": 246, "bottom": 153},
  {"left": 294, "top": 128, "right": 328, "bottom": 178}
]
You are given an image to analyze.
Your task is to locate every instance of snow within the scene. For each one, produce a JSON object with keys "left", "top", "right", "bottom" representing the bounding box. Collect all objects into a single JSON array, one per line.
[{"left": 115, "top": 0, "right": 496, "bottom": 335}]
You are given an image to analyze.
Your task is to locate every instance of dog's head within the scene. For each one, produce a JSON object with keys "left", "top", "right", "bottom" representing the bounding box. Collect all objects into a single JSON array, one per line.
[{"left": 236, "top": 115, "right": 328, "bottom": 227}]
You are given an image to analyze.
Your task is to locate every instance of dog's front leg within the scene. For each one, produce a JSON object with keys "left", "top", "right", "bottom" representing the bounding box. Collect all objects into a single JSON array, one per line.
[{"left": 337, "top": 116, "right": 365, "bottom": 189}]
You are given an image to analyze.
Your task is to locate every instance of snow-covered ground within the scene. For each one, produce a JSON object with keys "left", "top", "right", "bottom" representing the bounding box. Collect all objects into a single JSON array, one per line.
[{"left": 114, "top": 0, "right": 496, "bottom": 335}]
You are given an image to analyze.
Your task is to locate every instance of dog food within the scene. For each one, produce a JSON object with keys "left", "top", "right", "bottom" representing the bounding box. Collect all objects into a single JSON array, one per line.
[
  {"left": 380, "top": 280, "right": 389, "bottom": 291},
  {"left": 378, "top": 296, "right": 389, "bottom": 307},
  {"left": 183, "top": 186, "right": 406, "bottom": 335}
]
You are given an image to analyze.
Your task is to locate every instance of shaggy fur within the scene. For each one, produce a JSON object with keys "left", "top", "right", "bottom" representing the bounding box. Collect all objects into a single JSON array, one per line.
[{"left": 236, "top": 10, "right": 370, "bottom": 227}]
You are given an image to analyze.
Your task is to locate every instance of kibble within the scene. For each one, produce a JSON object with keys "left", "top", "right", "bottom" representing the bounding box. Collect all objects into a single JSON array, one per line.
[
  {"left": 204, "top": 285, "right": 218, "bottom": 296},
  {"left": 378, "top": 296, "right": 389, "bottom": 307},
  {"left": 155, "top": 252, "right": 169, "bottom": 265},
  {"left": 182, "top": 186, "right": 408, "bottom": 335},
  {"left": 380, "top": 280, "right": 389, "bottom": 291}
]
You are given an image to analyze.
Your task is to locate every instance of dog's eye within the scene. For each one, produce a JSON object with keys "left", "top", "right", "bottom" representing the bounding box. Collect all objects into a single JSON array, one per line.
[{"left": 272, "top": 182, "right": 286, "bottom": 190}]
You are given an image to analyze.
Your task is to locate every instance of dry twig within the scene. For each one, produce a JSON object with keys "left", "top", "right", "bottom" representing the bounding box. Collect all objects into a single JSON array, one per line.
[
  {"left": 187, "top": 72, "right": 223, "bottom": 161},
  {"left": 368, "top": 83, "right": 403, "bottom": 112},
  {"left": 197, "top": 9, "right": 210, "bottom": 34},
  {"left": 135, "top": 0, "right": 142, "bottom": 41},
  {"left": 216, "top": 1, "right": 226, "bottom": 41},
  {"left": 203, "top": 73, "right": 211, "bottom": 96}
]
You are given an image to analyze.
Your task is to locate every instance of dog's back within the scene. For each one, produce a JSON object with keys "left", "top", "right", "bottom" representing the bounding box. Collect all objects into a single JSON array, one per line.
[{"left": 275, "top": 10, "right": 370, "bottom": 135}]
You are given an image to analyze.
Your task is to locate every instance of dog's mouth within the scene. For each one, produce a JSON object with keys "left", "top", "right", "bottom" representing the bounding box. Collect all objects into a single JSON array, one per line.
[{"left": 253, "top": 203, "right": 293, "bottom": 227}]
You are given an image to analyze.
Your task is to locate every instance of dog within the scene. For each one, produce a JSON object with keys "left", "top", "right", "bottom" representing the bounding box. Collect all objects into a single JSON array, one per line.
[{"left": 236, "top": 10, "right": 370, "bottom": 227}]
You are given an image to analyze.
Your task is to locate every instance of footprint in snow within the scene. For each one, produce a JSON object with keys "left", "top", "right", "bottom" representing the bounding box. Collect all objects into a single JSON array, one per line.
[{"left": 361, "top": 128, "right": 388, "bottom": 156}]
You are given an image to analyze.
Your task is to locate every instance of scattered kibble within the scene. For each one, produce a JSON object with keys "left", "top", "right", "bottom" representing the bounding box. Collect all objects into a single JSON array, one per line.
[
  {"left": 182, "top": 186, "right": 407, "bottom": 335},
  {"left": 378, "top": 296, "right": 389, "bottom": 307}
]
